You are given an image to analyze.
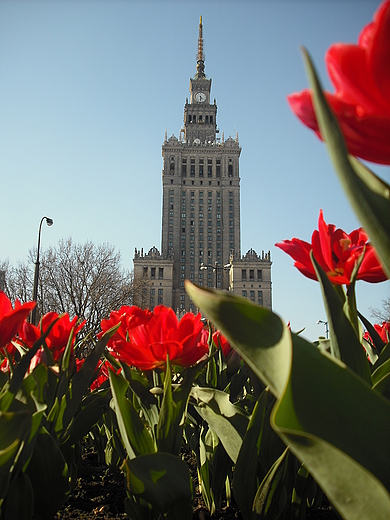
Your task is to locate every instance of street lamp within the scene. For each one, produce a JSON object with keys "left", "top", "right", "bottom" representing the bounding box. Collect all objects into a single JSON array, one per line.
[
  {"left": 31, "top": 216, "right": 53, "bottom": 324},
  {"left": 200, "top": 261, "right": 231, "bottom": 289},
  {"left": 317, "top": 319, "right": 329, "bottom": 339}
]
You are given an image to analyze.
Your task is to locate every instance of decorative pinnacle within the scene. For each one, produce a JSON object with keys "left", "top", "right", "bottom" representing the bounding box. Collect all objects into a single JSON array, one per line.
[{"left": 196, "top": 16, "right": 205, "bottom": 79}]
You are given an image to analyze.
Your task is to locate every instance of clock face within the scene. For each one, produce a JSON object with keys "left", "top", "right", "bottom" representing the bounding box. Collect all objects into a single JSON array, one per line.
[{"left": 195, "top": 92, "right": 206, "bottom": 103}]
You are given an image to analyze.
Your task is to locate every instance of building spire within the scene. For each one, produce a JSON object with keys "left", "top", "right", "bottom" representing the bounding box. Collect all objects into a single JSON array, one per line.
[{"left": 196, "top": 16, "right": 205, "bottom": 79}]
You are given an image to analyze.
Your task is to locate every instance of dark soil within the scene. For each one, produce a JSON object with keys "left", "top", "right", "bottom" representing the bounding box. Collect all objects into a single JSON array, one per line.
[{"left": 55, "top": 449, "right": 338, "bottom": 520}]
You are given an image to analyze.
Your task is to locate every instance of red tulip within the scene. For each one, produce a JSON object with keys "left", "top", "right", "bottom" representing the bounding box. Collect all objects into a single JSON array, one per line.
[
  {"left": 275, "top": 210, "right": 388, "bottom": 285},
  {"left": 99, "top": 305, "right": 153, "bottom": 346},
  {"left": 374, "top": 321, "right": 390, "bottom": 343},
  {"left": 90, "top": 359, "right": 118, "bottom": 391},
  {"left": 103, "top": 305, "right": 208, "bottom": 371},
  {"left": 287, "top": 0, "right": 390, "bottom": 164},
  {"left": 20, "top": 311, "right": 85, "bottom": 362},
  {"left": 0, "top": 292, "right": 35, "bottom": 349},
  {"left": 212, "top": 330, "right": 233, "bottom": 358}
]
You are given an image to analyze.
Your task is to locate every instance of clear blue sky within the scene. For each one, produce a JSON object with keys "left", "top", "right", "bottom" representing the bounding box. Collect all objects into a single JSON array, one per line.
[{"left": 1, "top": 0, "right": 388, "bottom": 341}]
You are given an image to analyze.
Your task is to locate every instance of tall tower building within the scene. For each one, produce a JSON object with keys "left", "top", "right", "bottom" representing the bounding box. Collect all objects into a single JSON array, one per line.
[{"left": 134, "top": 18, "right": 272, "bottom": 314}]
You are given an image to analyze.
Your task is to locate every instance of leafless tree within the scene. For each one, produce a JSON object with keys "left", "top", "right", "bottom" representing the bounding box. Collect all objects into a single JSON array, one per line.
[
  {"left": 1, "top": 259, "right": 33, "bottom": 304},
  {"left": 2, "top": 238, "right": 134, "bottom": 336},
  {"left": 370, "top": 297, "right": 390, "bottom": 324}
]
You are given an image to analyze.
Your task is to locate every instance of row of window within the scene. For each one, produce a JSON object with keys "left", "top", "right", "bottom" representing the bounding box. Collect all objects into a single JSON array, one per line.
[
  {"left": 187, "top": 114, "right": 214, "bottom": 124},
  {"left": 242, "top": 290, "right": 263, "bottom": 305},
  {"left": 143, "top": 267, "right": 164, "bottom": 279},
  {"left": 168, "top": 157, "right": 234, "bottom": 178},
  {"left": 150, "top": 288, "right": 164, "bottom": 306},
  {"left": 242, "top": 269, "right": 262, "bottom": 281}
]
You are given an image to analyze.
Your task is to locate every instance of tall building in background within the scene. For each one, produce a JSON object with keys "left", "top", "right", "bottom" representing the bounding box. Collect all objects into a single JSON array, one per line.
[{"left": 134, "top": 17, "right": 272, "bottom": 314}]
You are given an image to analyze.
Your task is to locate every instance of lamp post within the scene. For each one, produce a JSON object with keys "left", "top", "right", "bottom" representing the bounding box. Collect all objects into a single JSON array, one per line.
[
  {"left": 317, "top": 319, "right": 329, "bottom": 339},
  {"left": 31, "top": 216, "right": 53, "bottom": 325},
  {"left": 200, "top": 261, "right": 231, "bottom": 289}
]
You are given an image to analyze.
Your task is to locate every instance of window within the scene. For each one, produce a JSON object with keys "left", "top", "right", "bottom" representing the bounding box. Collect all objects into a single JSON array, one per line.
[
  {"left": 158, "top": 289, "right": 163, "bottom": 304},
  {"left": 210, "top": 115, "right": 213, "bottom": 124},
  {"left": 190, "top": 159, "right": 195, "bottom": 177},
  {"left": 170, "top": 161, "right": 175, "bottom": 174},
  {"left": 199, "top": 159, "right": 204, "bottom": 177},
  {"left": 242, "top": 269, "right": 247, "bottom": 281},
  {"left": 228, "top": 159, "right": 233, "bottom": 177},
  {"left": 242, "top": 290, "right": 247, "bottom": 298},
  {"left": 216, "top": 160, "right": 221, "bottom": 177},
  {"left": 143, "top": 267, "right": 148, "bottom": 277},
  {"left": 181, "top": 159, "right": 187, "bottom": 176},
  {"left": 250, "top": 269, "right": 254, "bottom": 281},
  {"left": 250, "top": 290, "right": 255, "bottom": 302},
  {"left": 258, "top": 291, "right": 263, "bottom": 305},
  {"left": 159, "top": 267, "right": 164, "bottom": 279},
  {"left": 257, "top": 269, "right": 263, "bottom": 281},
  {"left": 207, "top": 160, "right": 212, "bottom": 177},
  {"left": 151, "top": 267, "right": 156, "bottom": 279}
]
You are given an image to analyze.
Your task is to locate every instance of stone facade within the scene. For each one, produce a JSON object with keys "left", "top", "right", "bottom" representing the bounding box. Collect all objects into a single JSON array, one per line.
[
  {"left": 133, "top": 17, "right": 272, "bottom": 313},
  {"left": 133, "top": 247, "right": 174, "bottom": 309},
  {"left": 228, "top": 249, "right": 272, "bottom": 309}
]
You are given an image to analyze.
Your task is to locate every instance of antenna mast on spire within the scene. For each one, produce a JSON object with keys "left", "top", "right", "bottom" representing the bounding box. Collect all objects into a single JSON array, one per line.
[{"left": 196, "top": 16, "right": 205, "bottom": 79}]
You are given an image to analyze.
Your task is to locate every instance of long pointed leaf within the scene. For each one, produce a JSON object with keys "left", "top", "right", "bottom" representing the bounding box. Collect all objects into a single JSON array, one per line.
[
  {"left": 185, "top": 282, "right": 291, "bottom": 398},
  {"left": 187, "top": 282, "right": 390, "bottom": 519},
  {"left": 311, "top": 252, "right": 372, "bottom": 383},
  {"left": 109, "top": 369, "right": 156, "bottom": 458}
]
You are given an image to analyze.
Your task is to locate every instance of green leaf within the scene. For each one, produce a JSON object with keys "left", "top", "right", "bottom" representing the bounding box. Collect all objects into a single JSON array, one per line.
[
  {"left": 157, "top": 357, "right": 209, "bottom": 456},
  {"left": 60, "top": 325, "right": 118, "bottom": 438},
  {"left": 25, "top": 428, "right": 70, "bottom": 520},
  {"left": 252, "top": 448, "right": 290, "bottom": 520},
  {"left": 358, "top": 311, "right": 384, "bottom": 355},
  {"left": 191, "top": 387, "right": 249, "bottom": 463},
  {"left": 62, "top": 388, "right": 112, "bottom": 448},
  {"left": 0, "top": 328, "right": 55, "bottom": 413},
  {"left": 122, "top": 452, "right": 193, "bottom": 517},
  {"left": 187, "top": 282, "right": 390, "bottom": 518},
  {"left": 233, "top": 389, "right": 284, "bottom": 520},
  {"left": 0, "top": 410, "right": 32, "bottom": 505},
  {"left": 1, "top": 470, "right": 34, "bottom": 520},
  {"left": 272, "top": 334, "right": 390, "bottom": 520},
  {"left": 197, "top": 424, "right": 232, "bottom": 513},
  {"left": 302, "top": 47, "right": 390, "bottom": 278},
  {"left": 311, "top": 252, "right": 372, "bottom": 383},
  {"left": 185, "top": 282, "right": 291, "bottom": 398},
  {"left": 109, "top": 369, "right": 156, "bottom": 458}
]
